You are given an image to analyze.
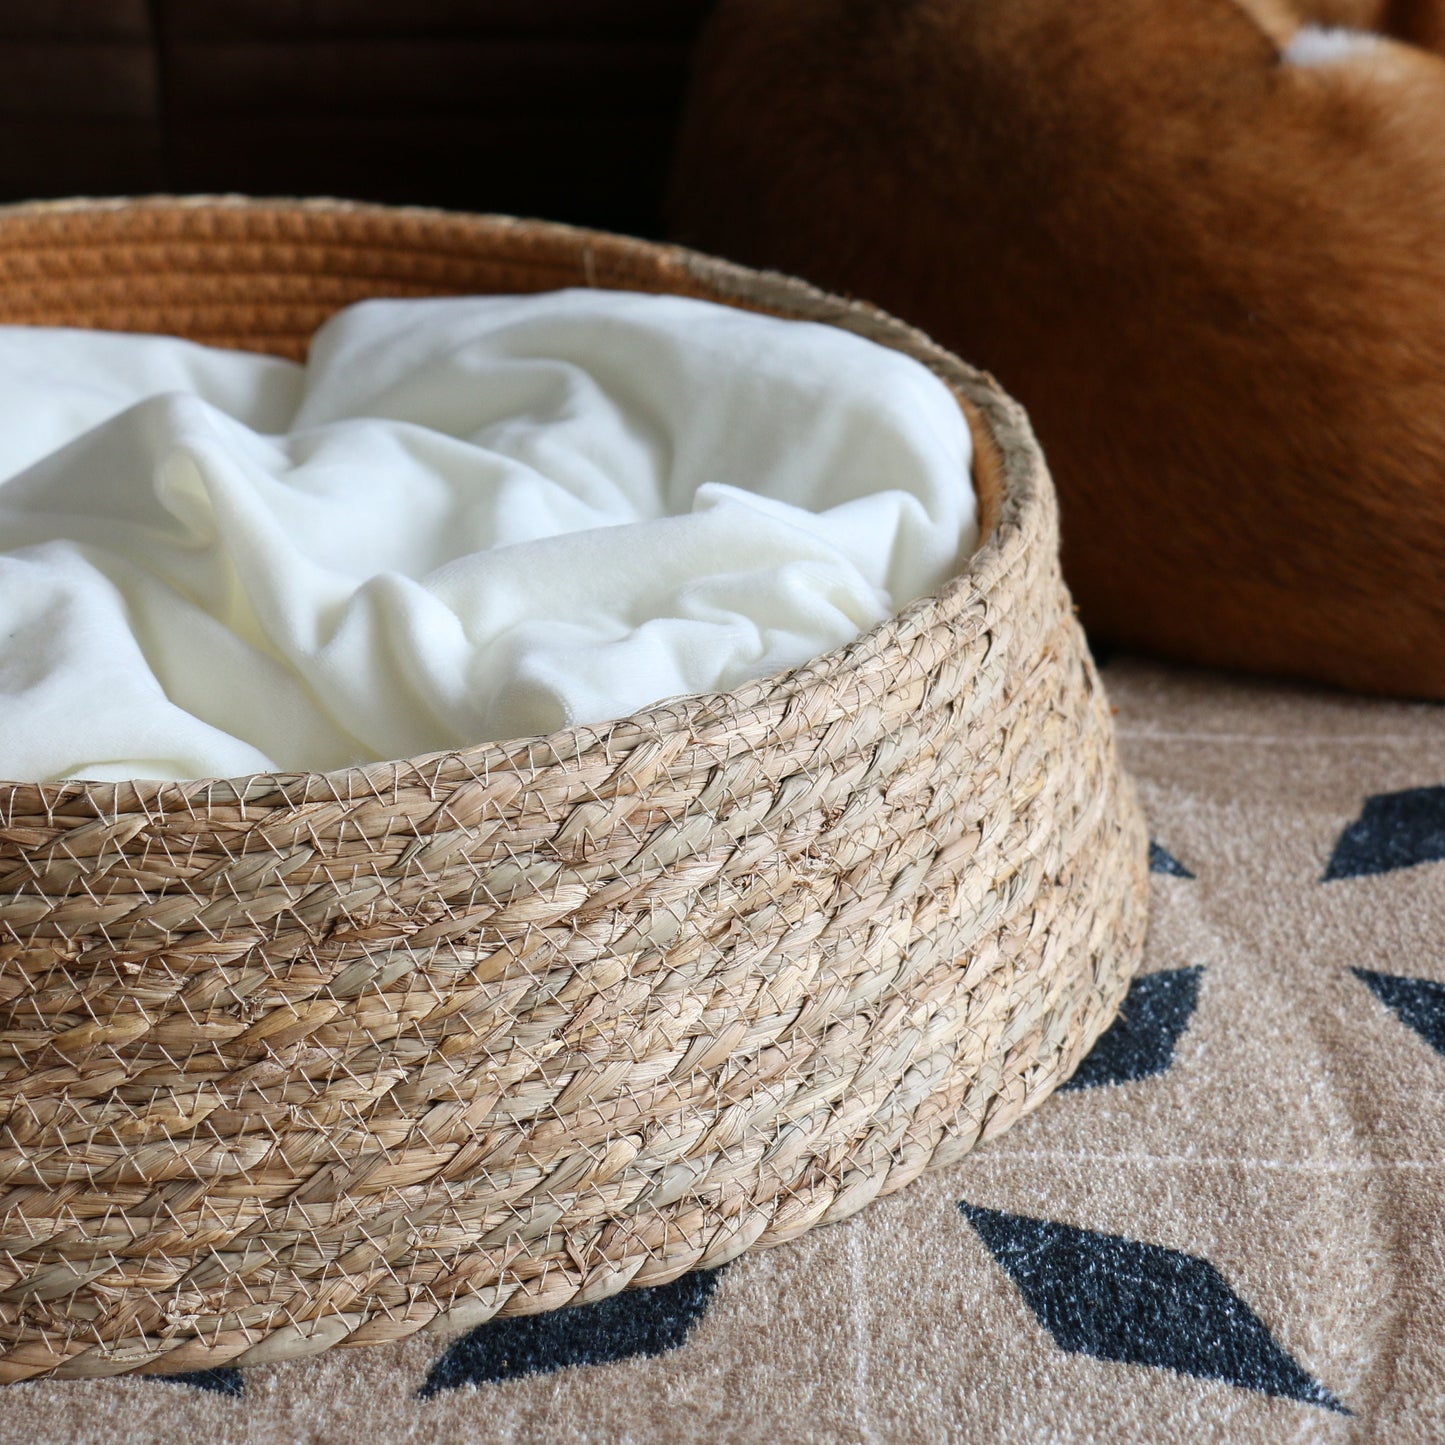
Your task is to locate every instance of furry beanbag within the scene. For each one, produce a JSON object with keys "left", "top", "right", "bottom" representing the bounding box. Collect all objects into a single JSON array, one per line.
[{"left": 669, "top": 0, "right": 1445, "bottom": 697}]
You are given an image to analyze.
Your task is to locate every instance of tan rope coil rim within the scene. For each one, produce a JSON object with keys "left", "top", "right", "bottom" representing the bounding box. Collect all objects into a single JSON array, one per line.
[{"left": 0, "top": 198, "right": 1148, "bottom": 1382}]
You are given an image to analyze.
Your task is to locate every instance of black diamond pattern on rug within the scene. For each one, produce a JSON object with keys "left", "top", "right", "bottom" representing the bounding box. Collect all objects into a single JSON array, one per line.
[
  {"left": 960, "top": 1204, "right": 1348, "bottom": 1413},
  {"left": 1323, "top": 784, "right": 1445, "bottom": 880},
  {"left": 1061, "top": 966, "right": 1203, "bottom": 1091},
  {"left": 1353, "top": 968, "right": 1445, "bottom": 1056},
  {"left": 419, "top": 1269, "right": 723, "bottom": 1397},
  {"left": 1148, "top": 842, "right": 1194, "bottom": 878},
  {"left": 154, "top": 1369, "right": 244, "bottom": 1396}
]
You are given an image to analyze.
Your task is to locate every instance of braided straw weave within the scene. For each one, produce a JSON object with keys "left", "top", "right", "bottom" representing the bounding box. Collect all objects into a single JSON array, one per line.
[{"left": 0, "top": 198, "right": 1147, "bottom": 1381}]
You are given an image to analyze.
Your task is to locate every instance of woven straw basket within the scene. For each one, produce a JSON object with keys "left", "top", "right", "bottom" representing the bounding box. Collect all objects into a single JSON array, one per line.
[{"left": 0, "top": 198, "right": 1147, "bottom": 1382}]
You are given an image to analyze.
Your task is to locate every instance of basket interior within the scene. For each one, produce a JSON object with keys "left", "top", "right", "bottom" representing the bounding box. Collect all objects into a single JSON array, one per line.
[{"left": 0, "top": 198, "right": 1006, "bottom": 541}]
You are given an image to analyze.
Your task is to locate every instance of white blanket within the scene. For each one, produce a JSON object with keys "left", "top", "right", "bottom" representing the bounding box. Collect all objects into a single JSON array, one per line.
[{"left": 0, "top": 290, "right": 976, "bottom": 782}]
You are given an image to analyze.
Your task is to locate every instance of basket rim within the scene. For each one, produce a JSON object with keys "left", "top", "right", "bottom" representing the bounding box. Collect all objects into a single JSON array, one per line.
[{"left": 0, "top": 194, "right": 1052, "bottom": 804}]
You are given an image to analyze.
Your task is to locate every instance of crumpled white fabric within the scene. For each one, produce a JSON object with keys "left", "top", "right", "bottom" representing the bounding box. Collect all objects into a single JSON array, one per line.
[{"left": 0, "top": 289, "right": 976, "bottom": 782}]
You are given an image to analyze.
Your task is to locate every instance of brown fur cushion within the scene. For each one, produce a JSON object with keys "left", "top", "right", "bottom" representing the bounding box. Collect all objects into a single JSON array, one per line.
[{"left": 668, "top": 0, "right": 1445, "bottom": 698}]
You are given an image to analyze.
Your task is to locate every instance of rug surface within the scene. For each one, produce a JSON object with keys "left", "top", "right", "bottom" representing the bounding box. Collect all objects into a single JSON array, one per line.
[{"left": 3, "top": 657, "right": 1443, "bottom": 1443}]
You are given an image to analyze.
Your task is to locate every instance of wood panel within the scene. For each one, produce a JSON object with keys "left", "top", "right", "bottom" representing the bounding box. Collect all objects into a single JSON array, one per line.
[{"left": 0, "top": 0, "right": 714, "bottom": 236}]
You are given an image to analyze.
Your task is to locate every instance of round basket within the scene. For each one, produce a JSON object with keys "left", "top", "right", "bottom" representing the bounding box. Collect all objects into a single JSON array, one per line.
[{"left": 0, "top": 197, "right": 1148, "bottom": 1382}]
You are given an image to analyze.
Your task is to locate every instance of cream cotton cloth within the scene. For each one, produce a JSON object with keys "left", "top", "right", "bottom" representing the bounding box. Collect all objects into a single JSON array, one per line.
[{"left": 0, "top": 290, "right": 977, "bottom": 782}]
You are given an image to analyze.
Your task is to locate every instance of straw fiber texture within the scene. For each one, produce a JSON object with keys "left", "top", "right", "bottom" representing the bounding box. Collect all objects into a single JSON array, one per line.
[{"left": 0, "top": 199, "right": 1147, "bottom": 1383}]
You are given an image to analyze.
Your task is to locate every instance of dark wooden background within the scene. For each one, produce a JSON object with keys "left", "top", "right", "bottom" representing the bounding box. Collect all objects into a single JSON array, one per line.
[{"left": 0, "top": 1, "right": 715, "bottom": 237}]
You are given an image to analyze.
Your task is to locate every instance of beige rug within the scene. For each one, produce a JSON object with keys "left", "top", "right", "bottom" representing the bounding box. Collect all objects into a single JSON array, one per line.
[{"left": 5, "top": 657, "right": 1443, "bottom": 1443}]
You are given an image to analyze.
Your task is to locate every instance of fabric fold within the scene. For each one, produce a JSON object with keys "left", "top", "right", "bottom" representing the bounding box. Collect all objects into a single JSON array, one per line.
[{"left": 0, "top": 289, "right": 976, "bottom": 781}]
